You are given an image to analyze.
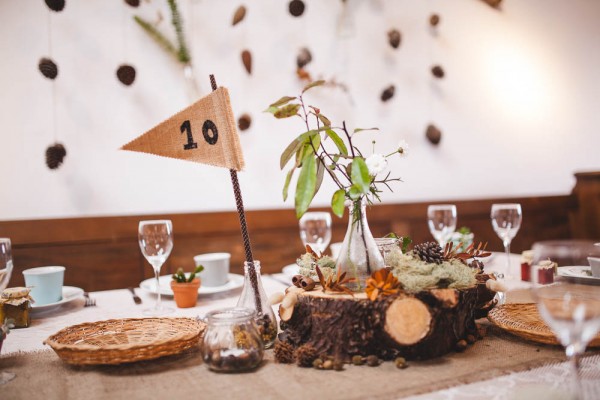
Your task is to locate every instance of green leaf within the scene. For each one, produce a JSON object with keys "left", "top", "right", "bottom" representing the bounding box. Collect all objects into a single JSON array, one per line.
[
  {"left": 274, "top": 104, "right": 301, "bottom": 119},
  {"left": 282, "top": 168, "right": 295, "bottom": 201},
  {"left": 318, "top": 114, "right": 331, "bottom": 127},
  {"left": 325, "top": 129, "right": 348, "bottom": 156},
  {"left": 351, "top": 157, "right": 371, "bottom": 193},
  {"left": 348, "top": 184, "right": 363, "bottom": 200},
  {"left": 280, "top": 137, "right": 305, "bottom": 170},
  {"left": 331, "top": 189, "right": 346, "bottom": 218},
  {"left": 353, "top": 127, "right": 379, "bottom": 134},
  {"left": 401, "top": 236, "right": 412, "bottom": 253},
  {"left": 313, "top": 161, "right": 325, "bottom": 201},
  {"left": 269, "top": 96, "right": 297, "bottom": 108},
  {"left": 295, "top": 153, "right": 317, "bottom": 218},
  {"left": 384, "top": 232, "right": 399, "bottom": 239},
  {"left": 302, "top": 79, "right": 326, "bottom": 93}
]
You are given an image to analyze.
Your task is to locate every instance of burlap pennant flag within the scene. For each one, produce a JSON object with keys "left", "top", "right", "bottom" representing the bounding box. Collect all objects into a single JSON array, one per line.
[{"left": 121, "top": 87, "right": 245, "bottom": 171}]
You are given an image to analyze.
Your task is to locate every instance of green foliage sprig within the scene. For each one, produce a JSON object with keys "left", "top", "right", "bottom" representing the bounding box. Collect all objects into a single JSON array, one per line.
[
  {"left": 134, "top": 0, "right": 191, "bottom": 64},
  {"left": 172, "top": 265, "right": 204, "bottom": 283},
  {"left": 266, "top": 81, "right": 408, "bottom": 218}
]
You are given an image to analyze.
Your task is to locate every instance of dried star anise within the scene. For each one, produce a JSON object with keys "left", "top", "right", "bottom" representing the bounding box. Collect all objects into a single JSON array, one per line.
[
  {"left": 315, "top": 266, "right": 355, "bottom": 295},
  {"left": 365, "top": 268, "right": 401, "bottom": 301}
]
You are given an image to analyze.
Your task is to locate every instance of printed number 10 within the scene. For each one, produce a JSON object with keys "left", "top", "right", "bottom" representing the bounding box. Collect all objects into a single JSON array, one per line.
[{"left": 180, "top": 119, "right": 219, "bottom": 150}]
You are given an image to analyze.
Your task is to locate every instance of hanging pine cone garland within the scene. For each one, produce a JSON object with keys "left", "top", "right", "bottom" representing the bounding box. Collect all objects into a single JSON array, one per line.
[
  {"left": 381, "top": 85, "right": 395, "bottom": 102},
  {"left": 241, "top": 50, "right": 252, "bottom": 74},
  {"left": 426, "top": 124, "right": 442, "bottom": 145},
  {"left": 237, "top": 114, "right": 252, "bottom": 131},
  {"left": 45, "top": 0, "right": 65, "bottom": 12},
  {"left": 429, "top": 14, "right": 440, "bottom": 27},
  {"left": 124, "top": 0, "right": 140, "bottom": 7},
  {"left": 296, "top": 47, "right": 312, "bottom": 69},
  {"left": 116, "top": 64, "right": 136, "bottom": 86},
  {"left": 388, "top": 29, "right": 401, "bottom": 49},
  {"left": 431, "top": 65, "right": 445, "bottom": 79},
  {"left": 414, "top": 242, "right": 444, "bottom": 264},
  {"left": 38, "top": 58, "right": 58, "bottom": 80},
  {"left": 45, "top": 143, "right": 67, "bottom": 170},
  {"left": 288, "top": 0, "right": 305, "bottom": 17}
]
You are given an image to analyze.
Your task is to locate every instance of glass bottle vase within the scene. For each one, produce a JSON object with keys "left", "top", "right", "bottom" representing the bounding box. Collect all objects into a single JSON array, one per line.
[
  {"left": 236, "top": 260, "right": 277, "bottom": 349},
  {"left": 335, "top": 198, "right": 385, "bottom": 291}
]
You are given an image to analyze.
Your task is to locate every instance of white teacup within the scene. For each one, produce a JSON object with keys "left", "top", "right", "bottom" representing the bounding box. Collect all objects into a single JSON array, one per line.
[
  {"left": 194, "top": 253, "right": 230, "bottom": 287},
  {"left": 22, "top": 266, "right": 65, "bottom": 305},
  {"left": 588, "top": 257, "right": 600, "bottom": 278}
]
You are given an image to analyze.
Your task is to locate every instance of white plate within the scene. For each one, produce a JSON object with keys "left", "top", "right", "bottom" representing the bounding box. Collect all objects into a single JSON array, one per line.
[
  {"left": 282, "top": 264, "right": 299, "bottom": 279},
  {"left": 558, "top": 266, "right": 600, "bottom": 282},
  {"left": 140, "top": 273, "right": 244, "bottom": 296},
  {"left": 31, "top": 286, "right": 84, "bottom": 313}
]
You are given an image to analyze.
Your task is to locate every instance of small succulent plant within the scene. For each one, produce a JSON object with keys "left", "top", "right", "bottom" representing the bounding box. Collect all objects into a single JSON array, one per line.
[{"left": 172, "top": 265, "right": 204, "bottom": 283}]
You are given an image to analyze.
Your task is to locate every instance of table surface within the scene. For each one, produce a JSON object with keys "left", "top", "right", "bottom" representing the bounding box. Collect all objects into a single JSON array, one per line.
[{"left": 2, "top": 253, "right": 599, "bottom": 399}]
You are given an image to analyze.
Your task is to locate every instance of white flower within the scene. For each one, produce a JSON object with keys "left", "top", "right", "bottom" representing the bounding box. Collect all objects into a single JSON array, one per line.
[
  {"left": 365, "top": 153, "right": 387, "bottom": 177},
  {"left": 397, "top": 140, "right": 409, "bottom": 157}
]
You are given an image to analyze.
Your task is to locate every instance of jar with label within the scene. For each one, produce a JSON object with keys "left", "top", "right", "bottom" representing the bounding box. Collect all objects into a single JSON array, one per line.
[{"left": 201, "top": 307, "right": 264, "bottom": 372}]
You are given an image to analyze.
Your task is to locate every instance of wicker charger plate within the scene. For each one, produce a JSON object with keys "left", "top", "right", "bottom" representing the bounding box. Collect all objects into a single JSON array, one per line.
[
  {"left": 488, "top": 303, "right": 600, "bottom": 347},
  {"left": 44, "top": 317, "right": 206, "bottom": 365}
]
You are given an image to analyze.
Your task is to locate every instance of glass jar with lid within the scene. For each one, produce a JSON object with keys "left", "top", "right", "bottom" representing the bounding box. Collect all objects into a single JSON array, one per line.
[{"left": 201, "top": 307, "right": 264, "bottom": 372}]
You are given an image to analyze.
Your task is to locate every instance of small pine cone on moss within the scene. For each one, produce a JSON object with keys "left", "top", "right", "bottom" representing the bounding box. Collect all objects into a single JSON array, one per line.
[
  {"left": 39, "top": 58, "right": 58, "bottom": 80},
  {"left": 274, "top": 340, "right": 295, "bottom": 364},
  {"left": 45, "top": 143, "right": 67, "bottom": 170},
  {"left": 414, "top": 242, "right": 444, "bottom": 264},
  {"left": 295, "top": 344, "right": 318, "bottom": 367}
]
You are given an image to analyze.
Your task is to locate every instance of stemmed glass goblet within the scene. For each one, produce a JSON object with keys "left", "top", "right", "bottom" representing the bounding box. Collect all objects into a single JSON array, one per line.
[
  {"left": 490, "top": 203, "right": 522, "bottom": 277},
  {"left": 427, "top": 205, "right": 457, "bottom": 248},
  {"left": 299, "top": 212, "right": 332, "bottom": 255},
  {"left": 138, "top": 220, "right": 174, "bottom": 316}
]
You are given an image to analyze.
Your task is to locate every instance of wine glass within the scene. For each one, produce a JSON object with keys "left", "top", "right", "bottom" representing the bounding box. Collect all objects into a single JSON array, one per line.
[
  {"left": 427, "top": 205, "right": 457, "bottom": 248},
  {"left": 531, "top": 278, "right": 600, "bottom": 400},
  {"left": 299, "top": 212, "right": 332, "bottom": 255},
  {"left": 491, "top": 204, "right": 522, "bottom": 275},
  {"left": 0, "top": 238, "right": 13, "bottom": 292},
  {"left": 138, "top": 220, "right": 174, "bottom": 316}
]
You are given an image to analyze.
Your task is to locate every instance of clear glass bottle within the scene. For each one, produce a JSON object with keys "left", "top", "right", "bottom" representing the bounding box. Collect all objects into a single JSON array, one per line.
[
  {"left": 336, "top": 198, "right": 385, "bottom": 291},
  {"left": 201, "top": 307, "right": 264, "bottom": 372},
  {"left": 374, "top": 237, "right": 400, "bottom": 265},
  {"left": 236, "top": 261, "right": 277, "bottom": 348}
]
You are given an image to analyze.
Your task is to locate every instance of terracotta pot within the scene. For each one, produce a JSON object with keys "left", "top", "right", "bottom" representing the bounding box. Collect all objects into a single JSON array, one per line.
[{"left": 170, "top": 278, "right": 201, "bottom": 308}]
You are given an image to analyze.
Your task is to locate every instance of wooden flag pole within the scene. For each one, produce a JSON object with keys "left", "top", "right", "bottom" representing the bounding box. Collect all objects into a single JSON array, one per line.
[{"left": 209, "top": 74, "right": 262, "bottom": 314}]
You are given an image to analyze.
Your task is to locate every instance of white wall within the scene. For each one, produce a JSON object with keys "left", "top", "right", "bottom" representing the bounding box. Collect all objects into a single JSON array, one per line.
[{"left": 0, "top": 0, "right": 598, "bottom": 221}]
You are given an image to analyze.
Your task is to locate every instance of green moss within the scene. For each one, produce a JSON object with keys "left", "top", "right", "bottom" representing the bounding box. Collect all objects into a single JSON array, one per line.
[{"left": 296, "top": 254, "right": 336, "bottom": 280}]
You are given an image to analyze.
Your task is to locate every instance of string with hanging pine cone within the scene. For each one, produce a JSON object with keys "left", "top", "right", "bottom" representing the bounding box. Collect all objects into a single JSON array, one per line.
[
  {"left": 45, "top": 143, "right": 67, "bottom": 170},
  {"left": 413, "top": 242, "right": 444, "bottom": 264}
]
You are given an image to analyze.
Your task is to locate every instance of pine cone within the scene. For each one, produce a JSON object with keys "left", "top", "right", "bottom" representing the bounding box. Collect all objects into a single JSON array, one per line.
[
  {"left": 288, "top": 0, "right": 305, "bottom": 17},
  {"left": 124, "top": 0, "right": 140, "bottom": 7},
  {"left": 431, "top": 65, "right": 445, "bottom": 79},
  {"left": 45, "top": 0, "right": 65, "bottom": 12},
  {"left": 45, "top": 143, "right": 67, "bottom": 170},
  {"left": 414, "top": 242, "right": 444, "bottom": 264},
  {"left": 274, "top": 340, "right": 295, "bottom": 364},
  {"left": 296, "top": 47, "right": 312, "bottom": 69},
  {"left": 39, "top": 58, "right": 58, "bottom": 80},
  {"left": 388, "top": 29, "right": 401, "bottom": 49},
  {"left": 295, "top": 344, "right": 318, "bottom": 367},
  {"left": 116, "top": 65, "right": 136, "bottom": 86},
  {"left": 381, "top": 85, "right": 395, "bottom": 102},
  {"left": 237, "top": 114, "right": 252, "bottom": 131}
]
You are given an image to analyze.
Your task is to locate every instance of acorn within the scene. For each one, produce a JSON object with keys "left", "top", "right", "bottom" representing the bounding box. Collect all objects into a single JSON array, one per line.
[
  {"left": 124, "top": 0, "right": 140, "bottom": 7},
  {"left": 431, "top": 65, "right": 445, "bottom": 79},
  {"left": 333, "top": 360, "right": 345, "bottom": 371},
  {"left": 388, "top": 29, "right": 401, "bottom": 49},
  {"left": 296, "top": 47, "right": 312, "bottom": 69},
  {"left": 45, "top": 143, "right": 67, "bottom": 170},
  {"left": 455, "top": 339, "right": 468, "bottom": 352},
  {"left": 116, "top": 64, "right": 136, "bottom": 86},
  {"left": 45, "top": 0, "right": 65, "bottom": 12},
  {"left": 241, "top": 50, "right": 252, "bottom": 74},
  {"left": 395, "top": 357, "right": 408, "bottom": 369},
  {"left": 322, "top": 359, "right": 333, "bottom": 370},
  {"left": 312, "top": 358, "right": 324, "bottom": 369},
  {"left": 288, "top": 0, "right": 305, "bottom": 17},
  {"left": 366, "top": 355, "right": 380, "bottom": 367},
  {"left": 426, "top": 124, "right": 442, "bottom": 145},
  {"left": 237, "top": 114, "right": 252, "bottom": 131},
  {"left": 38, "top": 58, "right": 58, "bottom": 80},
  {"left": 381, "top": 85, "right": 395, "bottom": 102},
  {"left": 232, "top": 5, "right": 246, "bottom": 26},
  {"left": 351, "top": 355, "right": 364, "bottom": 366},
  {"left": 429, "top": 14, "right": 440, "bottom": 27}
]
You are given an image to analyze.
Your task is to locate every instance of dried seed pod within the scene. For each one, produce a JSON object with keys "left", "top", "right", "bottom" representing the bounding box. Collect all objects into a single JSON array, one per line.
[
  {"left": 322, "top": 359, "right": 333, "bottom": 370},
  {"left": 455, "top": 339, "right": 468, "bottom": 352},
  {"left": 387, "top": 29, "right": 401, "bottom": 49},
  {"left": 45, "top": 143, "right": 67, "bottom": 170},
  {"left": 431, "top": 65, "right": 445, "bottom": 79},
  {"left": 38, "top": 58, "right": 58, "bottom": 80},
  {"left": 333, "top": 360, "right": 344, "bottom": 371},
  {"left": 296, "top": 47, "right": 312, "bottom": 69},
  {"left": 300, "top": 276, "right": 315, "bottom": 291},
  {"left": 241, "top": 50, "right": 252, "bottom": 74},
  {"left": 395, "top": 357, "right": 408, "bottom": 369},
  {"left": 291, "top": 275, "right": 303, "bottom": 288},
  {"left": 238, "top": 113, "right": 252, "bottom": 131},
  {"left": 116, "top": 64, "right": 136, "bottom": 86},
  {"left": 45, "top": 0, "right": 65, "bottom": 12},
  {"left": 429, "top": 14, "right": 440, "bottom": 27},
  {"left": 232, "top": 5, "right": 247, "bottom": 26},
  {"left": 366, "top": 355, "right": 380, "bottom": 367},
  {"left": 288, "top": 0, "right": 305, "bottom": 17},
  {"left": 124, "top": 0, "right": 140, "bottom": 7},
  {"left": 381, "top": 85, "right": 395, "bottom": 102},
  {"left": 351, "top": 355, "right": 364, "bottom": 366},
  {"left": 312, "top": 358, "right": 323, "bottom": 369},
  {"left": 426, "top": 124, "right": 442, "bottom": 145}
]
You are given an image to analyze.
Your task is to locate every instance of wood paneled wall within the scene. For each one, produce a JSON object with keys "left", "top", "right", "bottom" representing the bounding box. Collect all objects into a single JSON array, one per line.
[{"left": 2, "top": 172, "right": 598, "bottom": 292}]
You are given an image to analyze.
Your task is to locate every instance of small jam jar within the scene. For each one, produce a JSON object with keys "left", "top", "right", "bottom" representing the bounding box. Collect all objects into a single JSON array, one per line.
[{"left": 201, "top": 307, "right": 264, "bottom": 372}]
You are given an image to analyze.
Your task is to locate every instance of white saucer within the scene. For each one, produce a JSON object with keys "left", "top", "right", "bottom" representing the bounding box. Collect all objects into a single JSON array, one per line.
[
  {"left": 31, "top": 286, "right": 84, "bottom": 313},
  {"left": 282, "top": 264, "right": 299, "bottom": 279},
  {"left": 558, "top": 266, "right": 600, "bottom": 283},
  {"left": 140, "top": 273, "right": 244, "bottom": 296}
]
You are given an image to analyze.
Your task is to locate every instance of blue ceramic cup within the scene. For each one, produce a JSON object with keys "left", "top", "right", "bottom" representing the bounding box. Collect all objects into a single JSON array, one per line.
[{"left": 22, "top": 266, "right": 65, "bottom": 305}]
